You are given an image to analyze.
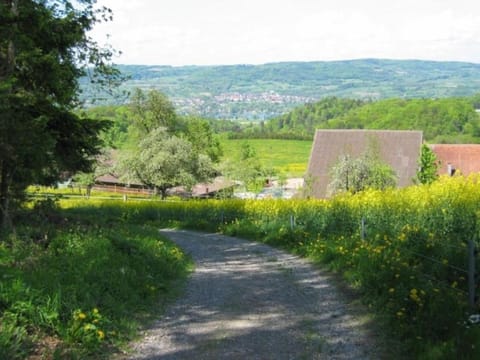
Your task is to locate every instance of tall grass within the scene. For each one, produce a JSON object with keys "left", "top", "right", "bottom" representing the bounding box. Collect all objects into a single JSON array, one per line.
[{"left": 0, "top": 200, "right": 191, "bottom": 359}]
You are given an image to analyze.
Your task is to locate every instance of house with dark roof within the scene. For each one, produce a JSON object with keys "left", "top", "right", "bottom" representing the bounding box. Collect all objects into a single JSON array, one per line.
[
  {"left": 306, "top": 130, "right": 423, "bottom": 198},
  {"left": 429, "top": 144, "right": 480, "bottom": 176}
]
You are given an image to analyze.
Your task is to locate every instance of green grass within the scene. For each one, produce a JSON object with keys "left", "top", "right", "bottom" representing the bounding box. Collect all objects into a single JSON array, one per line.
[
  {"left": 220, "top": 138, "right": 312, "bottom": 177},
  {"left": 0, "top": 199, "right": 191, "bottom": 359},
  {"left": 27, "top": 186, "right": 154, "bottom": 200}
]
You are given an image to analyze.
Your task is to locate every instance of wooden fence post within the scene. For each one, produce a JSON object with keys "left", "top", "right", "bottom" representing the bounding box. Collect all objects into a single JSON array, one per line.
[{"left": 361, "top": 217, "right": 366, "bottom": 240}]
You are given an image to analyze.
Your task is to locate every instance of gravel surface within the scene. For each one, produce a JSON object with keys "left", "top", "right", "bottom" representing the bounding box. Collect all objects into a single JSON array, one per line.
[{"left": 124, "top": 229, "right": 380, "bottom": 359}]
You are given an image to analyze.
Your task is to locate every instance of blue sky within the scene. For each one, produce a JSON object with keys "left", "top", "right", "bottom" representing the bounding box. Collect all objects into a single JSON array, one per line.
[{"left": 91, "top": 0, "right": 480, "bottom": 66}]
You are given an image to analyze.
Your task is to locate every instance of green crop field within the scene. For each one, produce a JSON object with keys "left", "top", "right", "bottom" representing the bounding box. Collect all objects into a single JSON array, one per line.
[{"left": 220, "top": 138, "right": 312, "bottom": 177}]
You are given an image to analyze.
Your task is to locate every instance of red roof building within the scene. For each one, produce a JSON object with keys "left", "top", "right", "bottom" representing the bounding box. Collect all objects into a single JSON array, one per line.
[{"left": 429, "top": 144, "right": 480, "bottom": 176}]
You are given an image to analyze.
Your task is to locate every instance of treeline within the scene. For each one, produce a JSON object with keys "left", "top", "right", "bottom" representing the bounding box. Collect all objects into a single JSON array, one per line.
[
  {"left": 233, "top": 97, "right": 366, "bottom": 140},
  {"left": 83, "top": 104, "right": 234, "bottom": 150},
  {"left": 85, "top": 93, "right": 480, "bottom": 144},
  {"left": 326, "top": 96, "right": 480, "bottom": 143},
  {"left": 230, "top": 95, "right": 480, "bottom": 143}
]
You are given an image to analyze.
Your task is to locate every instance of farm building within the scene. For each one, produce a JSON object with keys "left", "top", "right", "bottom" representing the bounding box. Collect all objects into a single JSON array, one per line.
[
  {"left": 94, "top": 173, "right": 153, "bottom": 195},
  {"left": 429, "top": 144, "right": 480, "bottom": 176},
  {"left": 167, "top": 177, "right": 237, "bottom": 198},
  {"left": 306, "top": 129, "right": 423, "bottom": 198}
]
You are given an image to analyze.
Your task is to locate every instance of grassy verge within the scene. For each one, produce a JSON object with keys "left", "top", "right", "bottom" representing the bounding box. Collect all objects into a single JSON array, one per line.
[{"left": 0, "top": 200, "right": 191, "bottom": 359}]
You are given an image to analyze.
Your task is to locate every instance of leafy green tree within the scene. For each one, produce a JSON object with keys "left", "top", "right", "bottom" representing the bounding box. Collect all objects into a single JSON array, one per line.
[
  {"left": 266, "top": 97, "right": 366, "bottom": 138},
  {"left": 221, "top": 141, "right": 273, "bottom": 193},
  {"left": 117, "top": 128, "right": 216, "bottom": 199},
  {"left": 83, "top": 105, "right": 131, "bottom": 149},
  {"left": 0, "top": 0, "right": 120, "bottom": 228},
  {"left": 184, "top": 116, "right": 223, "bottom": 163},
  {"left": 129, "top": 88, "right": 178, "bottom": 136},
  {"left": 415, "top": 144, "right": 439, "bottom": 184},
  {"left": 326, "top": 97, "right": 480, "bottom": 143},
  {"left": 240, "top": 142, "right": 257, "bottom": 161}
]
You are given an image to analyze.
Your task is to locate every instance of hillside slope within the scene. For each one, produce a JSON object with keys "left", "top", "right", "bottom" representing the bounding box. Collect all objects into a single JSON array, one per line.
[
  {"left": 80, "top": 59, "right": 480, "bottom": 119},
  {"left": 260, "top": 96, "right": 480, "bottom": 143}
]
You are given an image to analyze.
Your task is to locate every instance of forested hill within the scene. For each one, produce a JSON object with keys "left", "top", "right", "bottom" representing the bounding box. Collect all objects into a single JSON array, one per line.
[
  {"left": 81, "top": 59, "right": 480, "bottom": 119},
  {"left": 258, "top": 95, "right": 480, "bottom": 143}
]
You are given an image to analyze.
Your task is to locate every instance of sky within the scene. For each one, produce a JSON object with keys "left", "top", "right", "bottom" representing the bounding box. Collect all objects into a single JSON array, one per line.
[{"left": 90, "top": 0, "right": 480, "bottom": 66}]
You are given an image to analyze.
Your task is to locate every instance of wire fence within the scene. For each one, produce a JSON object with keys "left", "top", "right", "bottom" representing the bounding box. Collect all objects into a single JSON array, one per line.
[
  {"left": 279, "top": 213, "right": 479, "bottom": 311},
  {"left": 358, "top": 216, "right": 478, "bottom": 310},
  {"left": 26, "top": 193, "right": 480, "bottom": 312}
]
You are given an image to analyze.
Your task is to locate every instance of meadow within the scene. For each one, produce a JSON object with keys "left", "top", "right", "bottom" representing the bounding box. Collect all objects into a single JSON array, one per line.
[
  {"left": 219, "top": 138, "right": 312, "bottom": 177},
  {"left": 2, "top": 175, "right": 480, "bottom": 358},
  {"left": 0, "top": 199, "right": 191, "bottom": 359}
]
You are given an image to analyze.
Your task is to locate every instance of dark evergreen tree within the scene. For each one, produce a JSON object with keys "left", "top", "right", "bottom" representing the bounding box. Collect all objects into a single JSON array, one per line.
[{"left": 0, "top": 0, "right": 121, "bottom": 228}]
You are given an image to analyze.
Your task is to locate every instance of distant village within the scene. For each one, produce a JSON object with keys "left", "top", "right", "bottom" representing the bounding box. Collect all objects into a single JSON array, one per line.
[{"left": 173, "top": 91, "right": 313, "bottom": 120}]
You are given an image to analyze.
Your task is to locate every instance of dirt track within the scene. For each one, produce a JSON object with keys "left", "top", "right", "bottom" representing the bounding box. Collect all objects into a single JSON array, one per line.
[{"left": 124, "top": 229, "right": 379, "bottom": 359}]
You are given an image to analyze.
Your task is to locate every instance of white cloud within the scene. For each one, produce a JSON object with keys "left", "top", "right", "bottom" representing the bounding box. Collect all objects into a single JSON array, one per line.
[{"left": 90, "top": 0, "right": 480, "bottom": 65}]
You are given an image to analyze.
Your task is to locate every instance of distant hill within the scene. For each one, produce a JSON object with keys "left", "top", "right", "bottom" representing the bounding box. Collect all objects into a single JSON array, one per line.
[{"left": 80, "top": 59, "right": 480, "bottom": 119}]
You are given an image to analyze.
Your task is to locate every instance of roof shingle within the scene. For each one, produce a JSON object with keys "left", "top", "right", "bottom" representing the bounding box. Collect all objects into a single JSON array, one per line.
[{"left": 429, "top": 144, "right": 480, "bottom": 176}]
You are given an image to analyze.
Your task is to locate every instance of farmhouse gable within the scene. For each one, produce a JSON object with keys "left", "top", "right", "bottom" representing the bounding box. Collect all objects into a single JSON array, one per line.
[{"left": 306, "top": 129, "right": 423, "bottom": 198}]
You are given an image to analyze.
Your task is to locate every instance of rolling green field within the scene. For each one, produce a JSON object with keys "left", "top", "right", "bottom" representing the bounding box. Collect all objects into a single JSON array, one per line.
[{"left": 220, "top": 138, "right": 312, "bottom": 177}]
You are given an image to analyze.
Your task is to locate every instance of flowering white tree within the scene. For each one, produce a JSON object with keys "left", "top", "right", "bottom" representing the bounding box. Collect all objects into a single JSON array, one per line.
[
  {"left": 327, "top": 146, "right": 397, "bottom": 196},
  {"left": 117, "top": 127, "right": 215, "bottom": 199}
]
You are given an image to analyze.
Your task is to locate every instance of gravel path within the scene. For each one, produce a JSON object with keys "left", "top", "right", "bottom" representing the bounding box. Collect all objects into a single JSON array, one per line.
[{"left": 124, "top": 229, "right": 379, "bottom": 359}]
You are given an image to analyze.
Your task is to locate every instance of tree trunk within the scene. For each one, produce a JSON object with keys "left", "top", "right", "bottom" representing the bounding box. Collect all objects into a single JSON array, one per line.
[
  {"left": 0, "top": 162, "right": 10, "bottom": 231},
  {"left": 0, "top": 0, "right": 18, "bottom": 232},
  {"left": 5, "top": 0, "right": 18, "bottom": 73},
  {"left": 160, "top": 187, "right": 167, "bottom": 200}
]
